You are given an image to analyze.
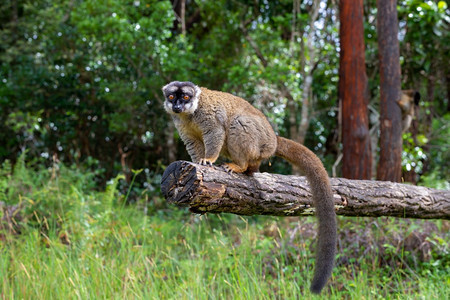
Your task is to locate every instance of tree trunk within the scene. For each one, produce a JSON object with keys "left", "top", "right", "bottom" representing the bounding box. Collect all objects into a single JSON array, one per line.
[
  {"left": 447, "top": 72, "right": 450, "bottom": 112},
  {"left": 11, "top": 0, "right": 18, "bottom": 37},
  {"left": 376, "top": 0, "right": 403, "bottom": 182},
  {"left": 296, "top": 0, "right": 320, "bottom": 147},
  {"left": 161, "top": 161, "right": 450, "bottom": 220},
  {"left": 339, "top": 0, "right": 372, "bottom": 179},
  {"left": 180, "top": 0, "right": 186, "bottom": 35},
  {"left": 421, "top": 72, "right": 436, "bottom": 176},
  {"left": 166, "top": 121, "right": 177, "bottom": 163}
]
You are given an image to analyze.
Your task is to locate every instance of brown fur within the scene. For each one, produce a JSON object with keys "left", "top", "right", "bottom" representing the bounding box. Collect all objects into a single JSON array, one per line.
[
  {"left": 275, "top": 136, "right": 336, "bottom": 293},
  {"left": 397, "top": 90, "right": 420, "bottom": 133},
  {"left": 163, "top": 82, "right": 337, "bottom": 294}
]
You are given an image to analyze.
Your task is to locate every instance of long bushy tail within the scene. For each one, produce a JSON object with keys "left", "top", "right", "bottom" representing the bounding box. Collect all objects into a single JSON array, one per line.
[{"left": 275, "top": 136, "right": 337, "bottom": 294}]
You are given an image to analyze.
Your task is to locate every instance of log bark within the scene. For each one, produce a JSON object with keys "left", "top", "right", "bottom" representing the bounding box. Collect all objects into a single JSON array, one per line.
[{"left": 161, "top": 161, "right": 450, "bottom": 220}]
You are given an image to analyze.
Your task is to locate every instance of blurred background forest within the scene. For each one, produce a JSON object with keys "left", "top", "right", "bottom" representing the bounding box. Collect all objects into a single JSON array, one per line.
[{"left": 0, "top": 0, "right": 449, "bottom": 298}]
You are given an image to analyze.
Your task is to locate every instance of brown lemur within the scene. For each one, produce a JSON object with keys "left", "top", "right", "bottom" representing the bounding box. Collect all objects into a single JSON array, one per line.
[
  {"left": 397, "top": 90, "right": 421, "bottom": 133},
  {"left": 162, "top": 81, "right": 337, "bottom": 294}
]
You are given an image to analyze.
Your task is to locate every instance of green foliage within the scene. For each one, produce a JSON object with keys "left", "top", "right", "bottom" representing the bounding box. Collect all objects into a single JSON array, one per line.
[
  {"left": 424, "top": 113, "right": 450, "bottom": 184},
  {"left": 418, "top": 113, "right": 450, "bottom": 189},
  {"left": 402, "top": 132, "right": 427, "bottom": 174},
  {"left": 0, "top": 0, "right": 194, "bottom": 177}
]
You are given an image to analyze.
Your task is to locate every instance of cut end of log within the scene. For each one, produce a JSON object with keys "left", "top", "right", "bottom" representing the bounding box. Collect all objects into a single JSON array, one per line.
[{"left": 161, "top": 161, "right": 199, "bottom": 206}]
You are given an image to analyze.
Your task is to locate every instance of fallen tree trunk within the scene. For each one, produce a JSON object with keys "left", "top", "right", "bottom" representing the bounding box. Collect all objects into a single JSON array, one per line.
[{"left": 161, "top": 161, "right": 450, "bottom": 220}]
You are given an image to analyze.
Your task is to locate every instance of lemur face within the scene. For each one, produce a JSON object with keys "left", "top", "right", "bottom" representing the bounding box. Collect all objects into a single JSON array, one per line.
[{"left": 162, "top": 81, "right": 201, "bottom": 115}]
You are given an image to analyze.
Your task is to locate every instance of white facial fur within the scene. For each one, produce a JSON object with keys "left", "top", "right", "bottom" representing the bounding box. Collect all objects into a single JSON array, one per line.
[
  {"left": 164, "top": 101, "right": 173, "bottom": 113},
  {"left": 184, "top": 85, "right": 200, "bottom": 114}
]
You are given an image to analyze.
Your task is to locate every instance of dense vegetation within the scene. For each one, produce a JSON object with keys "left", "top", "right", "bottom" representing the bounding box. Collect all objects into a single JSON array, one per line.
[{"left": 1, "top": 0, "right": 449, "bottom": 298}]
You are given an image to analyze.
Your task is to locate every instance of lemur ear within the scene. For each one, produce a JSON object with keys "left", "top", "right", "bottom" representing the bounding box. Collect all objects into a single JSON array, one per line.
[
  {"left": 413, "top": 91, "right": 420, "bottom": 106},
  {"left": 162, "top": 81, "right": 181, "bottom": 94}
]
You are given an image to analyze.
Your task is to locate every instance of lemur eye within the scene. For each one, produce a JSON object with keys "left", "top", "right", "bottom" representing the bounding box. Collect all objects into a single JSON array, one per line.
[
  {"left": 183, "top": 95, "right": 190, "bottom": 100},
  {"left": 168, "top": 95, "right": 174, "bottom": 100}
]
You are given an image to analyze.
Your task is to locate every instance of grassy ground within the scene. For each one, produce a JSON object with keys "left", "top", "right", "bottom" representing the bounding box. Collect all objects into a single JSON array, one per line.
[{"left": 0, "top": 159, "right": 449, "bottom": 299}]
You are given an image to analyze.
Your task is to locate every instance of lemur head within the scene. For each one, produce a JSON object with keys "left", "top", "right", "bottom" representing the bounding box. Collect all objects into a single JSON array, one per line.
[
  {"left": 398, "top": 90, "right": 421, "bottom": 111},
  {"left": 162, "top": 81, "right": 201, "bottom": 115}
]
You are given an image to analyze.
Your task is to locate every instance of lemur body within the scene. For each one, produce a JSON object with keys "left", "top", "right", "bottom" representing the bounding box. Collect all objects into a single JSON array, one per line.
[{"left": 162, "top": 81, "right": 337, "bottom": 294}]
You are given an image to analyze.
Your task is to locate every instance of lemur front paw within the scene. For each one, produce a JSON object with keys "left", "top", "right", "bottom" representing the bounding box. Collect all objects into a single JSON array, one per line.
[
  {"left": 222, "top": 164, "right": 234, "bottom": 173},
  {"left": 198, "top": 158, "right": 214, "bottom": 166},
  {"left": 222, "top": 163, "right": 246, "bottom": 174}
]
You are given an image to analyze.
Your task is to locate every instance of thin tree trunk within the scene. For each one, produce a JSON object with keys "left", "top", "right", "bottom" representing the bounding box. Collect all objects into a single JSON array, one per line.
[
  {"left": 180, "top": 0, "right": 186, "bottom": 35},
  {"left": 376, "top": 0, "right": 403, "bottom": 182},
  {"left": 11, "top": 0, "right": 18, "bottom": 25},
  {"left": 297, "top": 74, "right": 312, "bottom": 145},
  {"left": 296, "top": 0, "right": 320, "bottom": 146},
  {"left": 447, "top": 72, "right": 450, "bottom": 112},
  {"left": 339, "top": 0, "right": 372, "bottom": 179},
  {"left": 422, "top": 73, "right": 436, "bottom": 175},
  {"left": 166, "top": 121, "right": 177, "bottom": 163},
  {"left": 288, "top": 99, "right": 298, "bottom": 141}
]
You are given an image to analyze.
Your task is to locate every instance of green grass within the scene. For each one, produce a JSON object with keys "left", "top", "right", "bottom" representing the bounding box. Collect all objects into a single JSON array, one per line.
[{"left": 0, "top": 159, "right": 449, "bottom": 299}]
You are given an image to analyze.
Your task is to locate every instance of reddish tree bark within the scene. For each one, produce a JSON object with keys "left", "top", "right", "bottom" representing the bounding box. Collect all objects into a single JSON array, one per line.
[
  {"left": 377, "top": 0, "right": 403, "bottom": 182},
  {"left": 339, "top": 0, "right": 372, "bottom": 179}
]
